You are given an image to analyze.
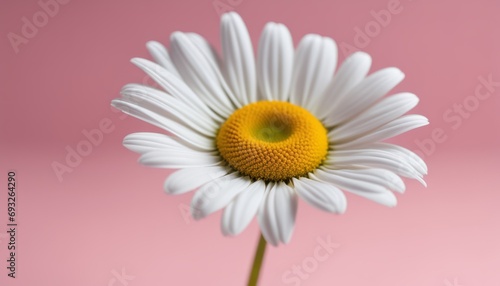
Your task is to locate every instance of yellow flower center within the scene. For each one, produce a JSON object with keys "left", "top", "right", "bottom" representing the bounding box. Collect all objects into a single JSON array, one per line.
[{"left": 216, "top": 101, "right": 328, "bottom": 181}]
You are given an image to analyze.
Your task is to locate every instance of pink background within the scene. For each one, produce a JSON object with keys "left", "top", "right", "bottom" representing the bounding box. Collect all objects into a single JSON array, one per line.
[{"left": 1, "top": 0, "right": 500, "bottom": 285}]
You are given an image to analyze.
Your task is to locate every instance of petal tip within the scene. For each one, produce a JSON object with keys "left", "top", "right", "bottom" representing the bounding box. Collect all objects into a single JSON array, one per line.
[
  {"left": 170, "top": 31, "right": 185, "bottom": 43},
  {"left": 145, "top": 40, "right": 161, "bottom": 48}
]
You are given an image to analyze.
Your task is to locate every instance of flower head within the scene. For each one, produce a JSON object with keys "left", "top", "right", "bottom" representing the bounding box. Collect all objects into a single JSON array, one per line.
[{"left": 112, "top": 12, "right": 428, "bottom": 246}]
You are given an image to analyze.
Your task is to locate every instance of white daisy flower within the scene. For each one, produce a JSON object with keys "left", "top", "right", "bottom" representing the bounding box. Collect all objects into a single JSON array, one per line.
[{"left": 112, "top": 12, "right": 428, "bottom": 247}]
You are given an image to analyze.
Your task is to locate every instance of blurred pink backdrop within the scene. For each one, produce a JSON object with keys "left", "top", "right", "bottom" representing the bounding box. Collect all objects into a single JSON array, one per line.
[{"left": 1, "top": 0, "right": 499, "bottom": 285}]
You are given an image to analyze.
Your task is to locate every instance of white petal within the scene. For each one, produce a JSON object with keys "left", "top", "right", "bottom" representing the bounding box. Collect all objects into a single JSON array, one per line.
[
  {"left": 324, "top": 67, "right": 405, "bottom": 126},
  {"left": 170, "top": 32, "right": 236, "bottom": 116},
  {"left": 123, "top": 132, "right": 207, "bottom": 154},
  {"left": 145, "top": 41, "right": 181, "bottom": 77},
  {"left": 191, "top": 174, "right": 251, "bottom": 220},
  {"left": 130, "top": 58, "right": 222, "bottom": 122},
  {"left": 366, "top": 142, "right": 428, "bottom": 175},
  {"left": 258, "top": 182, "right": 298, "bottom": 246},
  {"left": 186, "top": 32, "right": 246, "bottom": 109},
  {"left": 257, "top": 23, "right": 294, "bottom": 101},
  {"left": 257, "top": 184, "right": 278, "bottom": 245},
  {"left": 315, "top": 169, "right": 398, "bottom": 207},
  {"left": 139, "top": 149, "right": 220, "bottom": 168},
  {"left": 221, "top": 12, "right": 257, "bottom": 105},
  {"left": 120, "top": 84, "right": 217, "bottom": 137},
  {"left": 347, "top": 143, "right": 428, "bottom": 186},
  {"left": 184, "top": 33, "right": 221, "bottom": 69},
  {"left": 332, "top": 93, "right": 419, "bottom": 142},
  {"left": 333, "top": 115, "right": 429, "bottom": 148},
  {"left": 111, "top": 99, "right": 214, "bottom": 150},
  {"left": 164, "top": 166, "right": 229, "bottom": 195},
  {"left": 315, "top": 52, "right": 372, "bottom": 119},
  {"left": 290, "top": 34, "right": 337, "bottom": 112},
  {"left": 324, "top": 151, "right": 407, "bottom": 193},
  {"left": 293, "top": 176, "right": 346, "bottom": 213},
  {"left": 326, "top": 148, "right": 425, "bottom": 187},
  {"left": 221, "top": 180, "right": 266, "bottom": 236}
]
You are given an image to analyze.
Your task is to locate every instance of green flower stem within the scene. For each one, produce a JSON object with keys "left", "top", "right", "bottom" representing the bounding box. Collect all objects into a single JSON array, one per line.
[{"left": 247, "top": 233, "right": 267, "bottom": 286}]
